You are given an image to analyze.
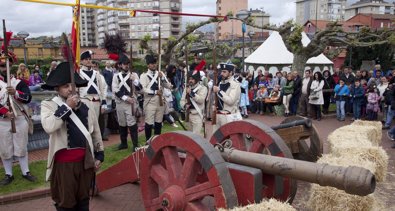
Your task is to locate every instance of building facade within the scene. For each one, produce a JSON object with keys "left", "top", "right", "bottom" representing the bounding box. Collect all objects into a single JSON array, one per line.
[
  {"left": 216, "top": 0, "right": 248, "bottom": 40},
  {"left": 345, "top": 0, "right": 395, "bottom": 20},
  {"left": 80, "top": 3, "right": 97, "bottom": 47},
  {"left": 296, "top": 0, "right": 347, "bottom": 25},
  {"left": 96, "top": 0, "right": 119, "bottom": 45},
  {"left": 247, "top": 8, "right": 270, "bottom": 39},
  {"left": 95, "top": 0, "right": 182, "bottom": 48}
]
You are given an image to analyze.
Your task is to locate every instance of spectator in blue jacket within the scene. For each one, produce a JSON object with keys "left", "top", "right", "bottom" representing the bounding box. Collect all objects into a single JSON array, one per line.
[
  {"left": 334, "top": 79, "right": 350, "bottom": 121},
  {"left": 350, "top": 79, "right": 365, "bottom": 120}
]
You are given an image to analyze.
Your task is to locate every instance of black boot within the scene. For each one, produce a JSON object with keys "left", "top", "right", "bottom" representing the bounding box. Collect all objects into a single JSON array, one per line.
[
  {"left": 0, "top": 174, "right": 14, "bottom": 186},
  {"left": 145, "top": 123, "right": 153, "bottom": 142},
  {"left": 129, "top": 124, "right": 139, "bottom": 152},
  {"left": 118, "top": 126, "right": 128, "bottom": 150},
  {"left": 54, "top": 204, "right": 76, "bottom": 211},
  {"left": 154, "top": 122, "right": 162, "bottom": 135}
]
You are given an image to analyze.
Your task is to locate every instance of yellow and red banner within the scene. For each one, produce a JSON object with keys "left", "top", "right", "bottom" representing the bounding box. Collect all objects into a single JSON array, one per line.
[{"left": 71, "top": 0, "right": 80, "bottom": 70}]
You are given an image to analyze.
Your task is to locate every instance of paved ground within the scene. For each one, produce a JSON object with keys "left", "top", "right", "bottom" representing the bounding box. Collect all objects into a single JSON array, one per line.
[{"left": 1, "top": 114, "right": 394, "bottom": 210}]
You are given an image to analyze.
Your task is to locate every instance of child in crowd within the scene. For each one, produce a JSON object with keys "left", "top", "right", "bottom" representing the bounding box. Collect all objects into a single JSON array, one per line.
[
  {"left": 350, "top": 79, "right": 365, "bottom": 121},
  {"left": 256, "top": 84, "right": 267, "bottom": 115},
  {"left": 366, "top": 86, "right": 381, "bottom": 120},
  {"left": 360, "top": 79, "right": 369, "bottom": 118},
  {"left": 264, "top": 84, "right": 282, "bottom": 114},
  {"left": 248, "top": 85, "right": 257, "bottom": 113},
  {"left": 334, "top": 79, "right": 350, "bottom": 121}
]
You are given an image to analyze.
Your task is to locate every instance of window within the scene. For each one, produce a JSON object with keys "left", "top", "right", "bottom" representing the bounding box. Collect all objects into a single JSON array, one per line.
[{"left": 381, "top": 22, "right": 384, "bottom": 28}]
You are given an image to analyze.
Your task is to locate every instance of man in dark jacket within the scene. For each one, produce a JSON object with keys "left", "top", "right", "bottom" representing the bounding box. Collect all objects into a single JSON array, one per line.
[
  {"left": 290, "top": 70, "right": 302, "bottom": 115},
  {"left": 322, "top": 70, "right": 335, "bottom": 114},
  {"left": 340, "top": 66, "right": 355, "bottom": 114},
  {"left": 350, "top": 79, "right": 365, "bottom": 120},
  {"left": 298, "top": 69, "right": 313, "bottom": 117}
]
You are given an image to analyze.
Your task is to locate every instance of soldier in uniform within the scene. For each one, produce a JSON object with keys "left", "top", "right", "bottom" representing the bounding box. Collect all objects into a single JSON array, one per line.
[
  {"left": 213, "top": 63, "right": 241, "bottom": 128},
  {"left": 41, "top": 62, "right": 104, "bottom": 211},
  {"left": 0, "top": 49, "right": 36, "bottom": 185},
  {"left": 140, "top": 55, "right": 172, "bottom": 141},
  {"left": 78, "top": 50, "right": 107, "bottom": 119},
  {"left": 112, "top": 54, "right": 142, "bottom": 151},
  {"left": 180, "top": 70, "right": 207, "bottom": 136}
]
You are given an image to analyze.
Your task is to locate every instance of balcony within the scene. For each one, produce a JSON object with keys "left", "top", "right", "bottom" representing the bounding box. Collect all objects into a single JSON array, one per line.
[
  {"left": 98, "top": 27, "right": 105, "bottom": 32},
  {"left": 171, "top": 5, "right": 180, "bottom": 11},
  {"left": 97, "top": 15, "right": 105, "bottom": 21}
]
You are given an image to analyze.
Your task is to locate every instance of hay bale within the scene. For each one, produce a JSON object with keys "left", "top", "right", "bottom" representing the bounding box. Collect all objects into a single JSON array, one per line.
[
  {"left": 328, "top": 132, "right": 374, "bottom": 152},
  {"left": 316, "top": 154, "right": 376, "bottom": 173},
  {"left": 307, "top": 154, "right": 378, "bottom": 211},
  {"left": 219, "top": 199, "right": 296, "bottom": 211},
  {"left": 332, "top": 147, "right": 389, "bottom": 182},
  {"left": 307, "top": 185, "right": 376, "bottom": 211},
  {"left": 352, "top": 120, "right": 382, "bottom": 143},
  {"left": 334, "top": 125, "right": 380, "bottom": 145}
]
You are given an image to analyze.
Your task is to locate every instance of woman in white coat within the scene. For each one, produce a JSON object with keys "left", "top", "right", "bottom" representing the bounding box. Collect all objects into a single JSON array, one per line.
[{"left": 309, "top": 71, "right": 325, "bottom": 121}]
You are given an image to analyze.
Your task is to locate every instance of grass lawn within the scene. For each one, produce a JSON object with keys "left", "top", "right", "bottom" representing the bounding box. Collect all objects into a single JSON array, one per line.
[{"left": 0, "top": 123, "right": 182, "bottom": 195}]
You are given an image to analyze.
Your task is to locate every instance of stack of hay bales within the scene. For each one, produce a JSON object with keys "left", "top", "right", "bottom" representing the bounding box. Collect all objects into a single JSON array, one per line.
[
  {"left": 307, "top": 121, "right": 389, "bottom": 211},
  {"left": 220, "top": 198, "right": 296, "bottom": 211}
]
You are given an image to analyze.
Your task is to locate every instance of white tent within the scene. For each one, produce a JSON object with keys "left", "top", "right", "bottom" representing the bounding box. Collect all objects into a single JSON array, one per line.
[{"left": 245, "top": 31, "right": 333, "bottom": 74}]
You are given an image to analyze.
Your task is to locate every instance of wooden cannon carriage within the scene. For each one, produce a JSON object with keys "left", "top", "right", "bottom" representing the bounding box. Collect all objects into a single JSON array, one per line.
[{"left": 96, "top": 120, "right": 374, "bottom": 211}]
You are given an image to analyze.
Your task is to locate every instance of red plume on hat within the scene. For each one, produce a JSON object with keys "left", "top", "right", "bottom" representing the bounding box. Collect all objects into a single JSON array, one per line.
[
  {"left": 103, "top": 33, "right": 127, "bottom": 63},
  {"left": 192, "top": 60, "right": 206, "bottom": 75},
  {"left": 1, "top": 32, "right": 12, "bottom": 51}
]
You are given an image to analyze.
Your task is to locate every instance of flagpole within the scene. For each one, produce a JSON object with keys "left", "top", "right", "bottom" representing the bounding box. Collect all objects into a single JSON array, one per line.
[{"left": 74, "top": 0, "right": 81, "bottom": 68}]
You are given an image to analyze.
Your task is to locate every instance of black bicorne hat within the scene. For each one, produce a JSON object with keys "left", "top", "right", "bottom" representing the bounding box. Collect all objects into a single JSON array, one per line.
[
  {"left": 41, "top": 62, "right": 88, "bottom": 90},
  {"left": 145, "top": 55, "right": 157, "bottom": 64},
  {"left": 188, "top": 70, "right": 201, "bottom": 82},
  {"left": 118, "top": 53, "right": 130, "bottom": 65},
  {"left": 80, "top": 50, "right": 93, "bottom": 60},
  {"left": 219, "top": 63, "right": 235, "bottom": 72}
]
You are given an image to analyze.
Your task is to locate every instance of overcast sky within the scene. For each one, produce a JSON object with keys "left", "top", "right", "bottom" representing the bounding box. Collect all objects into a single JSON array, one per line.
[{"left": 0, "top": 0, "right": 381, "bottom": 38}]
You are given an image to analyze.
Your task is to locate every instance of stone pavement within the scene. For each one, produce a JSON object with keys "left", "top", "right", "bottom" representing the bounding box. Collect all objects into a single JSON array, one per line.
[{"left": 1, "top": 114, "right": 394, "bottom": 210}]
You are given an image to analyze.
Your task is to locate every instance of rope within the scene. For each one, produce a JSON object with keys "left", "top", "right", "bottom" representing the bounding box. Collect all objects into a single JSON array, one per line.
[{"left": 132, "top": 145, "right": 148, "bottom": 177}]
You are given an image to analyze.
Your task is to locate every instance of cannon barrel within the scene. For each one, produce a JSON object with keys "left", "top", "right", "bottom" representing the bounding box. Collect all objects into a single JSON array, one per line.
[
  {"left": 220, "top": 148, "right": 375, "bottom": 196},
  {"left": 271, "top": 119, "right": 312, "bottom": 130}
]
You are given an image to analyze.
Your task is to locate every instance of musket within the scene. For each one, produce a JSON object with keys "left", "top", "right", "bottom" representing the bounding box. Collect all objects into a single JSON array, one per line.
[
  {"left": 211, "top": 24, "right": 218, "bottom": 125},
  {"left": 157, "top": 25, "right": 164, "bottom": 106},
  {"left": 61, "top": 33, "right": 76, "bottom": 95},
  {"left": 2, "top": 20, "right": 16, "bottom": 133},
  {"left": 129, "top": 44, "right": 136, "bottom": 118}
]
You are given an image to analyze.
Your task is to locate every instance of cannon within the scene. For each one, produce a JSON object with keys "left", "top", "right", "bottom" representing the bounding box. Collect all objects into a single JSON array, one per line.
[
  {"left": 210, "top": 116, "right": 322, "bottom": 163},
  {"left": 96, "top": 120, "right": 375, "bottom": 211}
]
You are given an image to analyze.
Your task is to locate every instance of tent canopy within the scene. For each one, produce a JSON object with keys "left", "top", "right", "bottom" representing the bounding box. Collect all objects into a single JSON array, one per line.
[{"left": 245, "top": 31, "right": 333, "bottom": 66}]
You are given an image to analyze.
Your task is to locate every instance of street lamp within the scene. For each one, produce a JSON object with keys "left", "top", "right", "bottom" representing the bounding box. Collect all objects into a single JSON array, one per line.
[
  {"left": 236, "top": 10, "right": 250, "bottom": 72},
  {"left": 17, "top": 31, "right": 29, "bottom": 64}
]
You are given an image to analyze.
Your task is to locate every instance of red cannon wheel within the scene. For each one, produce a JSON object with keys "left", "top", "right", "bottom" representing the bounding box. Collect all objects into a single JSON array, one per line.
[
  {"left": 280, "top": 116, "right": 323, "bottom": 162},
  {"left": 140, "top": 131, "right": 238, "bottom": 211},
  {"left": 210, "top": 120, "right": 297, "bottom": 203}
]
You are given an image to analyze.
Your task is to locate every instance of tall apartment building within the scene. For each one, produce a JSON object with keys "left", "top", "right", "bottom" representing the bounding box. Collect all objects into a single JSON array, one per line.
[
  {"left": 296, "top": 0, "right": 347, "bottom": 25},
  {"left": 96, "top": 0, "right": 119, "bottom": 45},
  {"left": 95, "top": 0, "right": 182, "bottom": 50},
  {"left": 345, "top": 0, "right": 395, "bottom": 20},
  {"left": 80, "top": 3, "right": 97, "bottom": 47},
  {"left": 216, "top": 0, "right": 248, "bottom": 40}
]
